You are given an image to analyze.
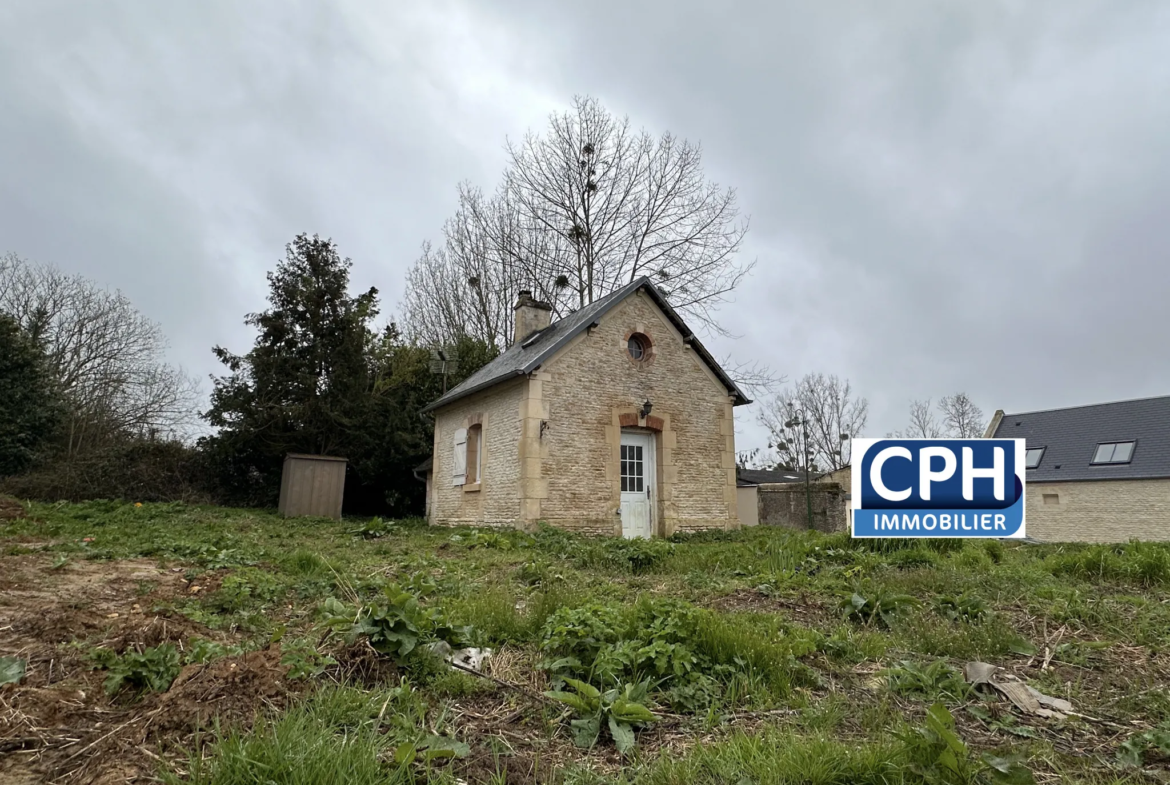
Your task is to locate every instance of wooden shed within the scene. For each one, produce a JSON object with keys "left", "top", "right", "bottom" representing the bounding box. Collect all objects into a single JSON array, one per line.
[{"left": 278, "top": 454, "right": 347, "bottom": 519}]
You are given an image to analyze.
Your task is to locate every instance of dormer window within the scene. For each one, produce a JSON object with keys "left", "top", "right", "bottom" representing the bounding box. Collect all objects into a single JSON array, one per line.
[
  {"left": 1091, "top": 441, "right": 1135, "bottom": 465},
  {"left": 1025, "top": 447, "right": 1045, "bottom": 469}
]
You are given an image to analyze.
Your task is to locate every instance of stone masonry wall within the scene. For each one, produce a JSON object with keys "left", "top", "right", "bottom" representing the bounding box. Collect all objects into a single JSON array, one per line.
[
  {"left": 535, "top": 291, "right": 739, "bottom": 535},
  {"left": 1025, "top": 479, "right": 1170, "bottom": 542},
  {"left": 757, "top": 482, "right": 848, "bottom": 533},
  {"left": 430, "top": 378, "right": 525, "bottom": 527}
]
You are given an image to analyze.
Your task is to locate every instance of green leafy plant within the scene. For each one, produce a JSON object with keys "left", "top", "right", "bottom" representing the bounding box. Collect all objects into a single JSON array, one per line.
[
  {"left": 90, "top": 644, "right": 181, "bottom": 696},
  {"left": 208, "top": 570, "right": 283, "bottom": 613},
  {"left": 842, "top": 589, "right": 918, "bottom": 628},
  {"left": 882, "top": 660, "right": 971, "bottom": 702},
  {"left": 449, "top": 528, "right": 532, "bottom": 550},
  {"left": 392, "top": 734, "right": 471, "bottom": 767},
  {"left": 352, "top": 516, "right": 396, "bottom": 539},
  {"left": 0, "top": 656, "right": 26, "bottom": 685},
  {"left": 1117, "top": 724, "right": 1170, "bottom": 768},
  {"left": 935, "top": 593, "right": 989, "bottom": 623},
  {"left": 900, "top": 703, "right": 1033, "bottom": 784},
  {"left": 539, "top": 602, "right": 627, "bottom": 682},
  {"left": 184, "top": 637, "right": 245, "bottom": 664},
  {"left": 545, "top": 678, "right": 657, "bottom": 755},
  {"left": 322, "top": 585, "right": 472, "bottom": 664},
  {"left": 589, "top": 537, "right": 674, "bottom": 573},
  {"left": 515, "top": 558, "right": 562, "bottom": 587},
  {"left": 280, "top": 639, "right": 337, "bottom": 680},
  {"left": 170, "top": 542, "right": 258, "bottom": 569}
]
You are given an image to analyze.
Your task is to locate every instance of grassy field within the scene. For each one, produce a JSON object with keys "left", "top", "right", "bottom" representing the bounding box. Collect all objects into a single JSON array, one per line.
[{"left": 3, "top": 501, "right": 1170, "bottom": 783}]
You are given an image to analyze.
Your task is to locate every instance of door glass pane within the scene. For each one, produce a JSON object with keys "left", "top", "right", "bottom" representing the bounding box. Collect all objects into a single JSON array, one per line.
[{"left": 621, "top": 441, "right": 645, "bottom": 493}]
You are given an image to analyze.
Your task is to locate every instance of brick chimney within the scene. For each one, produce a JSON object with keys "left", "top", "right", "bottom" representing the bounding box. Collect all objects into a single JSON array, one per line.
[{"left": 514, "top": 290, "right": 552, "bottom": 344}]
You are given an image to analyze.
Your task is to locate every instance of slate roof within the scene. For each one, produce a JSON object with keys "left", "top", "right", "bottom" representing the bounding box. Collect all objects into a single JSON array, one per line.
[
  {"left": 736, "top": 468, "right": 814, "bottom": 486},
  {"left": 990, "top": 395, "right": 1170, "bottom": 482},
  {"left": 421, "top": 277, "right": 751, "bottom": 412}
]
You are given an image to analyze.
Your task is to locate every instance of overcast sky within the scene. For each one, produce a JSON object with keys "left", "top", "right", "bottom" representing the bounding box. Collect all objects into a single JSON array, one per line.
[{"left": 3, "top": 0, "right": 1169, "bottom": 455}]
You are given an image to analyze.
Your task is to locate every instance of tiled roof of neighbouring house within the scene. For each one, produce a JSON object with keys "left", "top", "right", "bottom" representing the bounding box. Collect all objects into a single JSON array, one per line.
[{"left": 991, "top": 395, "right": 1170, "bottom": 482}]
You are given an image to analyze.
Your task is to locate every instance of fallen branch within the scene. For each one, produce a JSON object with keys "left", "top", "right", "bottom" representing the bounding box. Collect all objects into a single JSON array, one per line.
[{"left": 446, "top": 660, "right": 556, "bottom": 706}]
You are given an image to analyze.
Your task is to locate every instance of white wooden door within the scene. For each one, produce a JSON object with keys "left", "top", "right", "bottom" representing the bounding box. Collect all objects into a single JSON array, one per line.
[{"left": 620, "top": 431, "right": 655, "bottom": 539}]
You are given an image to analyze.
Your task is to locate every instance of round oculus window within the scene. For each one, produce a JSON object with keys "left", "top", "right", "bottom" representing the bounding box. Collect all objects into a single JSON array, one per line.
[{"left": 627, "top": 334, "right": 648, "bottom": 361}]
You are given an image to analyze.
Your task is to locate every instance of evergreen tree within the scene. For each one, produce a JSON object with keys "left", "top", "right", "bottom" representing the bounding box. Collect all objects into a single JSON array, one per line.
[
  {"left": 201, "top": 234, "right": 496, "bottom": 514},
  {"left": 0, "top": 313, "right": 60, "bottom": 476}
]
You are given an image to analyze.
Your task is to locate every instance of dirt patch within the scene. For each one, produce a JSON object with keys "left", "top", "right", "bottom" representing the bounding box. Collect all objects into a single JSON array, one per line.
[
  {"left": 707, "top": 588, "right": 838, "bottom": 628},
  {"left": 147, "top": 647, "right": 301, "bottom": 736},
  {"left": 331, "top": 641, "right": 400, "bottom": 687},
  {"left": 0, "top": 554, "right": 299, "bottom": 784},
  {"left": 0, "top": 495, "right": 26, "bottom": 520}
]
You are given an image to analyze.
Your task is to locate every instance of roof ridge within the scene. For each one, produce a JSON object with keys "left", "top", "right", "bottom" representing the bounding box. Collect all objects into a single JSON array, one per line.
[{"left": 1003, "top": 393, "right": 1170, "bottom": 419}]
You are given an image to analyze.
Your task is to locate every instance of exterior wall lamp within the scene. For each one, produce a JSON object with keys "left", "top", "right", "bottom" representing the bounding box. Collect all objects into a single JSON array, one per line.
[{"left": 640, "top": 400, "right": 653, "bottom": 420}]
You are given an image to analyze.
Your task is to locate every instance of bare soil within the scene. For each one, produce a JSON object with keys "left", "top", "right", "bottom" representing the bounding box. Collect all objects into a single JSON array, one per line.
[
  {"left": 0, "top": 496, "right": 25, "bottom": 521},
  {"left": 0, "top": 555, "right": 303, "bottom": 784}
]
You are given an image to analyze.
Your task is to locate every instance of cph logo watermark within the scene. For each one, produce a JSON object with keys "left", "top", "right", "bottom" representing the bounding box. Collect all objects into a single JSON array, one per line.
[{"left": 850, "top": 438, "right": 1026, "bottom": 538}]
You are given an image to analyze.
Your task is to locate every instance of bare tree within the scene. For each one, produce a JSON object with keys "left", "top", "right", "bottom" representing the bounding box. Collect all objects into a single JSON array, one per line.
[
  {"left": 402, "top": 95, "right": 753, "bottom": 348},
  {"left": 895, "top": 398, "right": 944, "bottom": 438},
  {"left": 759, "top": 374, "right": 868, "bottom": 473},
  {"left": 939, "top": 392, "right": 985, "bottom": 438},
  {"left": 0, "top": 253, "right": 199, "bottom": 454}
]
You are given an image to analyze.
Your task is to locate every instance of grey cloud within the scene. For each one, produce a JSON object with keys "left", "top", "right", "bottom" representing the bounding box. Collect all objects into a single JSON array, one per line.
[{"left": 3, "top": 0, "right": 1169, "bottom": 453}]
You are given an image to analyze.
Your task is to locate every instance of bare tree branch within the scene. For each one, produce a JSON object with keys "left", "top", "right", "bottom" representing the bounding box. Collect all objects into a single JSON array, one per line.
[
  {"left": 0, "top": 253, "right": 200, "bottom": 453},
  {"left": 938, "top": 393, "right": 985, "bottom": 438},
  {"left": 759, "top": 374, "right": 867, "bottom": 472},
  {"left": 401, "top": 95, "right": 752, "bottom": 347}
]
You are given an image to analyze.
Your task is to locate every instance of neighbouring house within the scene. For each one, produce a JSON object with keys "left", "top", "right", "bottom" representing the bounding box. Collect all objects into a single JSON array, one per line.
[
  {"left": 416, "top": 277, "right": 750, "bottom": 538},
  {"left": 984, "top": 395, "right": 1170, "bottom": 543},
  {"left": 735, "top": 467, "right": 848, "bottom": 532}
]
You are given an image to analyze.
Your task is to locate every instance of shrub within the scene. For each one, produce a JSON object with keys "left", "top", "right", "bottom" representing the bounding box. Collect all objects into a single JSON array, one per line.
[{"left": 1, "top": 438, "right": 215, "bottom": 504}]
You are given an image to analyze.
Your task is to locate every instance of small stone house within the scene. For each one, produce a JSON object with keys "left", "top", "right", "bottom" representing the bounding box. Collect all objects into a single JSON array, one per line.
[
  {"left": 984, "top": 395, "right": 1170, "bottom": 543},
  {"left": 417, "top": 277, "right": 751, "bottom": 538}
]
